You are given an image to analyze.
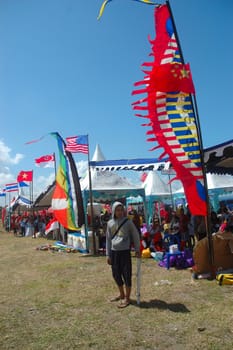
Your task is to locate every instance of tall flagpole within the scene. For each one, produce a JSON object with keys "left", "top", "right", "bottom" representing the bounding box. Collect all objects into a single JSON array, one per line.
[
  {"left": 166, "top": 0, "right": 213, "bottom": 267},
  {"left": 53, "top": 152, "right": 57, "bottom": 180},
  {"left": 31, "top": 170, "right": 34, "bottom": 208},
  {"left": 29, "top": 170, "right": 34, "bottom": 216},
  {"left": 87, "top": 135, "right": 96, "bottom": 254},
  {"left": 8, "top": 192, "right": 11, "bottom": 231}
]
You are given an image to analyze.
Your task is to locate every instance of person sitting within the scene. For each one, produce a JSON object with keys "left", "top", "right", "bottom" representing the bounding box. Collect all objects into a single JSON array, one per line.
[
  {"left": 163, "top": 211, "right": 181, "bottom": 250},
  {"left": 149, "top": 231, "right": 163, "bottom": 252},
  {"left": 148, "top": 218, "right": 163, "bottom": 251}
]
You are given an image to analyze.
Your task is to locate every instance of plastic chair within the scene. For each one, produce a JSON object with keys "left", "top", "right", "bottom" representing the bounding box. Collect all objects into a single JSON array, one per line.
[
  {"left": 163, "top": 233, "right": 181, "bottom": 251},
  {"left": 165, "top": 250, "right": 183, "bottom": 269}
]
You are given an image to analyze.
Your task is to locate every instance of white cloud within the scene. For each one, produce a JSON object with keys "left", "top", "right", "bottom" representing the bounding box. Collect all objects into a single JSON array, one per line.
[
  {"left": 76, "top": 160, "right": 88, "bottom": 179},
  {"left": 0, "top": 140, "right": 24, "bottom": 164},
  {"left": 0, "top": 140, "right": 24, "bottom": 187}
]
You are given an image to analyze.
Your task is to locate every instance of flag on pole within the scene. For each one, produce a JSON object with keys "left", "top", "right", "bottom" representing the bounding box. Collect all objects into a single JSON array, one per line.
[
  {"left": 65, "top": 135, "right": 88, "bottom": 154},
  {"left": 18, "top": 181, "right": 29, "bottom": 188},
  {"left": 18, "top": 181, "right": 29, "bottom": 196},
  {"left": 51, "top": 132, "right": 85, "bottom": 230},
  {"left": 132, "top": 4, "right": 207, "bottom": 216},
  {"left": 149, "top": 63, "right": 195, "bottom": 94},
  {"left": 17, "top": 170, "right": 33, "bottom": 183},
  {"left": 45, "top": 217, "right": 59, "bottom": 235},
  {"left": 4, "top": 183, "right": 19, "bottom": 192},
  {"left": 0, "top": 189, "right": 6, "bottom": 197},
  {"left": 35, "top": 154, "right": 55, "bottom": 168}
]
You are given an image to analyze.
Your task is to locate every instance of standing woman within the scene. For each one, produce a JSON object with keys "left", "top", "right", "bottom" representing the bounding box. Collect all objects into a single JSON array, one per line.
[{"left": 106, "top": 201, "right": 141, "bottom": 308}]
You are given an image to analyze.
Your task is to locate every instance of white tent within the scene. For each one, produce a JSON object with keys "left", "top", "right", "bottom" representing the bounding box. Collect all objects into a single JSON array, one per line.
[
  {"left": 33, "top": 144, "right": 145, "bottom": 207},
  {"left": 81, "top": 143, "right": 133, "bottom": 191},
  {"left": 81, "top": 170, "right": 140, "bottom": 191},
  {"left": 173, "top": 173, "right": 233, "bottom": 194},
  {"left": 207, "top": 173, "right": 233, "bottom": 212},
  {"left": 172, "top": 173, "right": 233, "bottom": 212},
  {"left": 91, "top": 144, "right": 106, "bottom": 162},
  {"left": 206, "top": 173, "right": 233, "bottom": 190},
  {"left": 140, "top": 171, "right": 175, "bottom": 223},
  {"left": 142, "top": 171, "right": 171, "bottom": 196},
  {"left": 82, "top": 144, "right": 145, "bottom": 202}
]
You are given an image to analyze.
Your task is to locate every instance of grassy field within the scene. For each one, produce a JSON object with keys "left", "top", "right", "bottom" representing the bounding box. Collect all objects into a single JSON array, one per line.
[{"left": 0, "top": 229, "right": 233, "bottom": 350}]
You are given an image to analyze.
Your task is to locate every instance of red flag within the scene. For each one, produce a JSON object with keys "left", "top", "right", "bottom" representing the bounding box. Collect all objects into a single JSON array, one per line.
[
  {"left": 45, "top": 217, "right": 59, "bottom": 235},
  {"left": 17, "top": 171, "right": 33, "bottom": 183},
  {"left": 35, "top": 154, "right": 55, "bottom": 168},
  {"left": 150, "top": 63, "right": 195, "bottom": 94}
]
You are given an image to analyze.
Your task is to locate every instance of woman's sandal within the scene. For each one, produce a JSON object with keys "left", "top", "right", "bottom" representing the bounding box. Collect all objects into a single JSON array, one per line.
[{"left": 117, "top": 299, "right": 130, "bottom": 308}]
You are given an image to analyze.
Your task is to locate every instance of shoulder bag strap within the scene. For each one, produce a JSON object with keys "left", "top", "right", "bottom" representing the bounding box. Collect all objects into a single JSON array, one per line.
[{"left": 111, "top": 218, "right": 128, "bottom": 240}]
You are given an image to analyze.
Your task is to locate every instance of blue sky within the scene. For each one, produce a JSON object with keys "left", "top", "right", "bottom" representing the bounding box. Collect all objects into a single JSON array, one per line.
[{"left": 0, "top": 0, "right": 232, "bottom": 204}]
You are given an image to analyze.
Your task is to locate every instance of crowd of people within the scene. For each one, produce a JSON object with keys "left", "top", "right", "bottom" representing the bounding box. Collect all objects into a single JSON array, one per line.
[
  {"left": 95, "top": 202, "right": 233, "bottom": 255},
  {"left": 2, "top": 201, "right": 233, "bottom": 254},
  {"left": 2, "top": 211, "right": 55, "bottom": 238}
]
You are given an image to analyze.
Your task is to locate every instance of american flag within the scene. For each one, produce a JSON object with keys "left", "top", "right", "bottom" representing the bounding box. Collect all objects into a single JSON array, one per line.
[{"left": 65, "top": 135, "right": 88, "bottom": 154}]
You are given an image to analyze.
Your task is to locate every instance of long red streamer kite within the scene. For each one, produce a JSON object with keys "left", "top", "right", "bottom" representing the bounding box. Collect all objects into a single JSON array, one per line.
[{"left": 132, "top": 4, "right": 207, "bottom": 216}]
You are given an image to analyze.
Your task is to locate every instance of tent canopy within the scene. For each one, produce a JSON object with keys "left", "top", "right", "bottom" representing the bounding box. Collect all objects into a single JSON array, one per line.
[
  {"left": 143, "top": 171, "right": 171, "bottom": 197},
  {"left": 89, "top": 157, "right": 170, "bottom": 172},
  {"left": 90, "top": 139, "right": 233, "bottom": 175},
  {"left": 206, "top": 173, "right": 233, "bottom": 190},
  {"left": 172, "top": 173, "right": 233, "bottom": 194},
  {"left": 204, "top": 139, "right": 233, "bottom": 175},
  {"left": 81, "top": 165, "right": 145, "bottom": 202},
  {"left": 33, "top": 145, "right": 146, "bottom": 207},
  {"left": 91, "top": 144, "right": 106, "bottom": 162}
]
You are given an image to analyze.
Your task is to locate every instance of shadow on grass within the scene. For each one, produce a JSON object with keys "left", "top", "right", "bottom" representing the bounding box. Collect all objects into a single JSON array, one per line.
[{"left": 132, "top": 299, "right": 190, "bottom": 313}]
